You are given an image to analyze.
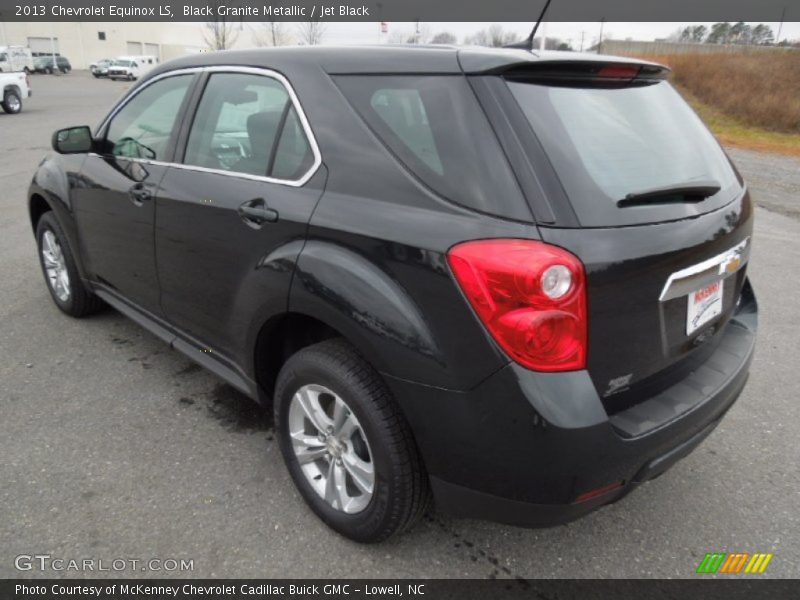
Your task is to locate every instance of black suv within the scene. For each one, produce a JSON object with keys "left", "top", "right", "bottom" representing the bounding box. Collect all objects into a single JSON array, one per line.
[
  {"left": 33, "top": 55, "right": 72, "bottom": 74},
  {"left": 28, "top": 47, "right": 757, "bottom": 542}
]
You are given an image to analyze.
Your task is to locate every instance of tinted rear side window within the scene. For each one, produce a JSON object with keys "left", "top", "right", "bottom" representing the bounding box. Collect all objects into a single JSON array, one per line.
[
  {"left": 508, "top": 80, "right": 741, "bottom": 227},
  {"left": 335, "top": 75, "right": 529, "bottom": 221}
]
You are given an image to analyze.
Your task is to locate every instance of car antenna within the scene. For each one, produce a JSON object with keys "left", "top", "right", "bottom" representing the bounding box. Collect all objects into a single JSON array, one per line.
[{"left": 505, "top": 0, "right": 554, "bottom": 51}]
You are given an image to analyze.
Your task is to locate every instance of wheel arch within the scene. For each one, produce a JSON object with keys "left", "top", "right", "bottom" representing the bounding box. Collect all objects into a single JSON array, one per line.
[
  {"left": 253, "top": 312, "right": 342, "bottom": 402},
  {"left": 29, "top": 192, "right": 52, "bottom": 233},
  {"left": 285, "top": 240, "right": 444, "bottom": 387}
]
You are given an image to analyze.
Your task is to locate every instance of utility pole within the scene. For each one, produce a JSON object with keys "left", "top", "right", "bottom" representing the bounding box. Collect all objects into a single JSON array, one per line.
[
  {"left": 580, "top": 30, "right": 585, "bottom": 52},
  {"left": 776, "top": 6, "right": 786, "bottom": 43},
  {"left": 51, "top": 30, "right": 57, "bottom": 75},
  {"left": 598, "top": 18, "right": 605, "bottom": 53},
  {"left": 376, "top": 3, "right": 383, "bottom": 43}
]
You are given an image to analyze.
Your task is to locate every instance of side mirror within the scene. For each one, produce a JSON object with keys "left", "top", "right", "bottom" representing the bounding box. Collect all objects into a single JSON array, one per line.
[{"left": 52, "top": 126, "right": 93, "bottom": 154}]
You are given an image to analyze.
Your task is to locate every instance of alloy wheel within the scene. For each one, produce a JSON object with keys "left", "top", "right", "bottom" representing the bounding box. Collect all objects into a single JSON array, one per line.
[
  {"left": 287, "top": 384, "right": 375, "bottom": 514},
  {"left": 41, "top": 230, "right": 71, "bottom": 302}
]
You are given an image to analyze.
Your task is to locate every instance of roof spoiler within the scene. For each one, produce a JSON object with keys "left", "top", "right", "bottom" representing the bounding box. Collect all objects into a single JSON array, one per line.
[{"left": 502, "top": 60, "right": 671, "bottom": 86}]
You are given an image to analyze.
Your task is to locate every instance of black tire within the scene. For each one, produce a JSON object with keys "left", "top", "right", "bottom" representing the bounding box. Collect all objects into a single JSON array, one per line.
[
  {"left": 275, "top": 339, "right": 430, "bottom": 543},
  {"left": 1, "top": 89, "right": 22, "bottom": 114},
  {"left": 35, "top": 212, "right": 103, "bottom": 318}
]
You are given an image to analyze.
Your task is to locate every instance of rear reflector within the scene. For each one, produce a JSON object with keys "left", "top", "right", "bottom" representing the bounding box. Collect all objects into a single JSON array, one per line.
[
  {"left": 447, "top": 239, "right": 587, "bottom": 372},
  {"left": 574, "top": 481, "right": 625, "bottom": 503}
]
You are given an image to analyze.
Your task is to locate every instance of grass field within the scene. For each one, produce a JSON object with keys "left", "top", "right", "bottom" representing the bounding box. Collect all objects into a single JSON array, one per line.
[{"left": 627, "top": 53, "right": 800, "bottom": 155}]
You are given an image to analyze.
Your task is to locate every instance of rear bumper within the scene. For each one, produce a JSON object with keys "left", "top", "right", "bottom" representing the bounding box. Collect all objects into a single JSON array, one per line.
[{"left": 385, "top": 279, "right": 757, "bottom": 527}]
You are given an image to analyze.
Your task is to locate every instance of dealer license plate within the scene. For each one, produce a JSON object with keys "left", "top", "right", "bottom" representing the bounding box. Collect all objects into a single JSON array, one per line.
[{"left": 687, "top": 280, "right": 724, "bottom": 335}]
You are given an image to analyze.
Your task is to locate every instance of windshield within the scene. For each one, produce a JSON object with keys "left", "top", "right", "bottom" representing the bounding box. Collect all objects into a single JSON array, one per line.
[
  {"left": 507, "top": 79, "right": 741, "bottom": 227},
  {"left": 114, "top": 60, "right": 132, "bottom": 67}
]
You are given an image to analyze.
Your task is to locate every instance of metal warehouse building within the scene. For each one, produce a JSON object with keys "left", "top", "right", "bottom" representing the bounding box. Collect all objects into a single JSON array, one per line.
[{"left": 0, "top": 22, "right": 212, "bottom": 69}]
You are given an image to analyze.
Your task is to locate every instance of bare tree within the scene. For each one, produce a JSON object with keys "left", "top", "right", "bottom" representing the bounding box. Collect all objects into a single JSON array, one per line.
[
  {"left": 464, "top": 25, "right": 519, "bottom": 47},
  {"left": 532, "top": 36, "right": 568, "bottom": 50},
  {"left": 204, "top": 17, "right": 239, "bottom": 50},
  {"left": 463, "top": 29, "right": 490, "bottom": 46},
  {"left": 430, "top": 31, "right": 457, "bottom": 45},
  {"left": 296, "top": 21, "right": 327, "bottom": 45},
  {"left": 253, "top": 21, "right": 291, "bottom": 47}
]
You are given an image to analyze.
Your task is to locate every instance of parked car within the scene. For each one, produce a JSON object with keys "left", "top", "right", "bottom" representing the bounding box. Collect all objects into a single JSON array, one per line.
[
  {"left": 27, "top": 47, "right": 757, "bottom": 542},
  {"left": 0, "top": 45, "right": 34, "bottom": 73},
  {"left": 90, "top": 59, "right": 112, "bottom": 78},
  {"left": 1, "top": 70, "right": 31, "bottom": 113},
  {"left": 107, "top": 55, "right": 159, "bottom": 81},
  {"left": 32, "top": 56, "right": 71, "bottom": 74}
]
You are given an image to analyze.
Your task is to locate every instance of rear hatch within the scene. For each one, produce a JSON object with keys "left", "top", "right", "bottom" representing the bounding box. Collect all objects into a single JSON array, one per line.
[{"left": 475, "top": 55, "right": 752, "bottom": 413}]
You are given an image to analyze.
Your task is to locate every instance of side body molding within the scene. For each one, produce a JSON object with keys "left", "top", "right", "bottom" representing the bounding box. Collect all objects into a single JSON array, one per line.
[{"left": 289, "top": 241, "right": 441, "bottom": 382}]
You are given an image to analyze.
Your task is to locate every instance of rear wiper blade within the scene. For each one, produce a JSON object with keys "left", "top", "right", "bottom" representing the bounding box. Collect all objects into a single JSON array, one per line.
[{"left": 617, "top": 180, "right": 721, "bottom": 208}]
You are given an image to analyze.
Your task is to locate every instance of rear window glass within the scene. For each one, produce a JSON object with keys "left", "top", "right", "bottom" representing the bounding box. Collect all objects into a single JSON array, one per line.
[
  {"left": 335, "top": 75, "right": 528, "bottom": 220},
  {"left": 507, "top": 80, "right": 741, "bottom": 227}
]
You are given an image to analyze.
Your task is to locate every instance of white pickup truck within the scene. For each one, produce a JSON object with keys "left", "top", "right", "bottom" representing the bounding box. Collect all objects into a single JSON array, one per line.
[{"left": 1, "top": 70, "right": 31, "bottom": 114}]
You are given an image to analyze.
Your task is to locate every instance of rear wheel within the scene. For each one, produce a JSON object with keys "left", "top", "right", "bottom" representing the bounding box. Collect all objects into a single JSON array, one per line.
[
  {"left": 274, "top": 339, "right": 430, "bottom": 542},
  {"left": 35, "top": 212, "right": 103, "bottom": 317},
  {"left": 2, "top": 90, "right": 22, "bottom": 114}
]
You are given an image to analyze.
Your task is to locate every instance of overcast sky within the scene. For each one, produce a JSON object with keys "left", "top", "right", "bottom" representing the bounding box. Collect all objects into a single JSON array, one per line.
[{"left": 317, "top": 21, "right": 800, "bottom": 48}]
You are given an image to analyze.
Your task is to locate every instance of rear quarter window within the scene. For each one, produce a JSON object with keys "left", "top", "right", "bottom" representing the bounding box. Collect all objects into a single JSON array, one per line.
[{"left": 334, "top": 75, "right": 529, "bottom": 221}]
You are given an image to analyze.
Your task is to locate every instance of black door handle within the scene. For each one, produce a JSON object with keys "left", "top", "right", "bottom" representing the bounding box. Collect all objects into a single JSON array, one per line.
[
  {"left": 128, "top": 183, "right": 152, "bottom": 205},
  {"left": 238, "top": 198, "right": 279, "bottom": 225}
]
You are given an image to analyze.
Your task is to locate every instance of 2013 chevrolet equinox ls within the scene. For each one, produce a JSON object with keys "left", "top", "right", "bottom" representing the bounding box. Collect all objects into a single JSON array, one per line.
[{"left": 28, "top": 46, "right": 757, "bottom": 542}]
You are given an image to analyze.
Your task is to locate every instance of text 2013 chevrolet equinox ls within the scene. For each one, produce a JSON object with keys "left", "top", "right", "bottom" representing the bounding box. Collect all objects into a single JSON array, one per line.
[{"left": 28, "top": 47, "right": 757, "bottom": 542}]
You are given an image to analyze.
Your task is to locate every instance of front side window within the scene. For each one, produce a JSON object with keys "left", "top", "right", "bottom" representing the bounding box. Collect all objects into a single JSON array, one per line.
[
  {"left": 105, "top": 74, "right": 192, "bottom": 160},
  {"left": 183, "top": 72, "right": 313, "bottom": 180}
]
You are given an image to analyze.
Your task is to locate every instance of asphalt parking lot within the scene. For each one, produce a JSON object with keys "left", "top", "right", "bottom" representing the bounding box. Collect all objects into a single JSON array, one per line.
[{"left": 1, "top": 71, "right": 799, "bottom": 579}]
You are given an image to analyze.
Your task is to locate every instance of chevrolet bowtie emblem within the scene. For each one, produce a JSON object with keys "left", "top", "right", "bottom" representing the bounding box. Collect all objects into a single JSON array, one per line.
[{"left": 721, "top": 255, "right": 742, "bottom": 275}]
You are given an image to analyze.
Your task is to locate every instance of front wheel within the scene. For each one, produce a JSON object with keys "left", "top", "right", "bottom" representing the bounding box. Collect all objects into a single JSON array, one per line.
[
  {"left": 274, "top": 339, "right": 430, "bottom": 542},
  {"left": 2, "top": 90, "right": 22, "bottom": 114},
  {"left": 35, "top": 212, "right": 103, "bottom": 317}
]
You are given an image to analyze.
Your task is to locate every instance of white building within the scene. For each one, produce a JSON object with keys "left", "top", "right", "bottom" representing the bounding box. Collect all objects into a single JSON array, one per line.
[{"left": 0, "top": 22, "right": 259, "bottom": 69}]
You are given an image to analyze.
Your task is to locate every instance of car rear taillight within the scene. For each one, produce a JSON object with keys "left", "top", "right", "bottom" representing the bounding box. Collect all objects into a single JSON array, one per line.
[{"left": 447, "top": 239, "right": 587, "bottom": 372}]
